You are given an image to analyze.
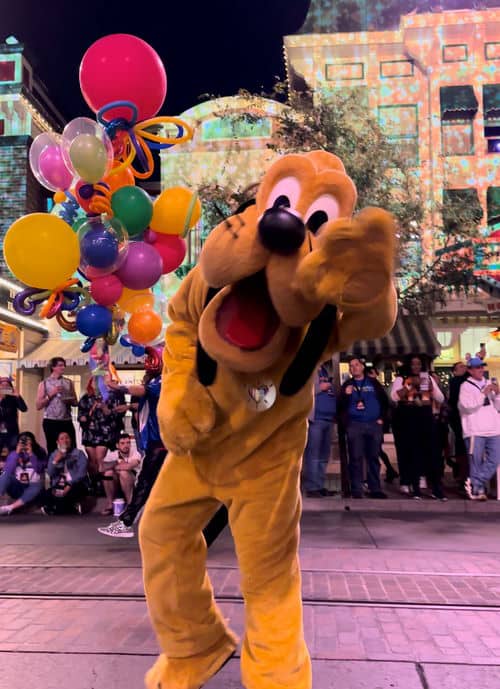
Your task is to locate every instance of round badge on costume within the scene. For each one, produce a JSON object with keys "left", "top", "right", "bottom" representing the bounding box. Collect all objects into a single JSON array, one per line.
[{"left": 245, "top": 381, "right": 277, "bottom": 412}]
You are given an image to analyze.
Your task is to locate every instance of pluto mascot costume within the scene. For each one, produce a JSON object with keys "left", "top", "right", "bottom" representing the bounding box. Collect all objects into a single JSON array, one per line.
[{"left": 140, "top": 150, "right": 397, "bottom": 689}]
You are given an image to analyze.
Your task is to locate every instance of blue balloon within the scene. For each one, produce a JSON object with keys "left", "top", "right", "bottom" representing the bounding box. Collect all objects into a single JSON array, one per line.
[
  {"left": 76, "top": 305, "right": 112, "bottom": 337},
  {"left": 80, "top": 225, "right": 119, "bottom": 269},
  {"left": 132, "top": 345, "right": 146, "bottom": 357},
  {"left": 120, "top": 334, "right": 132, "bottom": 347},
  {"left": 80, "top": 337, "right": 97, "bottom": 353}
]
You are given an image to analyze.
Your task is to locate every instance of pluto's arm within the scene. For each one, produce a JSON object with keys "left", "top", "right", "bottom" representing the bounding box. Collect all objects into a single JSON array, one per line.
[
  {"left": 158, "top": 267, "right": 216, "bottom": 455},
  {"left": 296, "top": 207, "right": 397, "bottom": 354}
]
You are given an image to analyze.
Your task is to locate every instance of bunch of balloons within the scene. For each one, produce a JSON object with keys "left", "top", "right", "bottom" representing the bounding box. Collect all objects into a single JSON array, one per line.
[{"left": 3, "top": 34, "right": 201, "bottom": 352}]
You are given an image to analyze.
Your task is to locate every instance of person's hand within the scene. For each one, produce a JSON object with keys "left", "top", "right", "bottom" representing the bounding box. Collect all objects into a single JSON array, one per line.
[
  {"left": 376, "top": 418, "right": 384, "bottom": 425},
  {"left": 52, "top": 451, "right": 64, "bottom": 464},
  {"left": 319, "top": 381, "right": 331, "bottom": 392},
  {"left": 62, "top": 485, "right": 71, "bottom": 496},
  {"left": 484, "top": 384, "right": 496, "bottom": 396},
  {"left": 345, "top": 385, "right": 353, "bottom": 395},
  {"left": 15, "top": 442, "right": 23, "bottom": 455},
  {"left": 114, "top": 404, "right": 128, "bottom": 413}
]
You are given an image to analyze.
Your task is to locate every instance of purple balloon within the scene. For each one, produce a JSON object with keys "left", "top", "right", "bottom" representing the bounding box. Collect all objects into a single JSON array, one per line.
[
  {"left": 143, "top": 228, "right": 157, "bottom": 244},
  {"left": 115, "top": 241, "right": 162, "bottom": 290},
  {"left": 38, "top": 145, "right": 73, "bottom": 190}
]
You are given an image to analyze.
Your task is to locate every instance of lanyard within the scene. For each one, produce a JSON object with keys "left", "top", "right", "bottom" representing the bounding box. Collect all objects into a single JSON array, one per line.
[{"left": 352, "top": 378, "right": 366, "bottom": 402}]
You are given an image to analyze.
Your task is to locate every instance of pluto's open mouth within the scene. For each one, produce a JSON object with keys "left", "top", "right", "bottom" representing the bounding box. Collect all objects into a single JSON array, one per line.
[{"left": 215, "top": 270, "right": 280, "bottom": 350}]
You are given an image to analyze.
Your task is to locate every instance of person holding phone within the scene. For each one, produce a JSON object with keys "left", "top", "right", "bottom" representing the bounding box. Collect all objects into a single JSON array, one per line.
[
  {"left": 42, "top": 431, "right": 88, "bottom": 515},
  {"left": 0, "top": 376, "right": 27, "bottom": 453},
  {"left": 390, "top": 355, "right": 445, "bottom": 499},
  {"left": 459, "top": 358, "right": 500, "bottom": 500},
  {"left": 0, "top": 432, "right": 47, "bottom": 515},
  {"left": 36, "top": 357, "right": 78, "bottom": 455}
]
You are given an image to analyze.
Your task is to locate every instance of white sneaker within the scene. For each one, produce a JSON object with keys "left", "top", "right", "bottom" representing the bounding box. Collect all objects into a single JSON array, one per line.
[
  {"left": 0, "top": 504, "right": 13, "bottom": 515},
  {"left": 419, "top": 477, "right": 427, "bottom": 490},
  {"left": 400, "top": 485, "right": 410, "bottom": 494},
  {"left": 98, "top": 520, "right": 135, "bottom": 538},
  {"left": 465, "top": 478, "right": 487, "bottom": 501}
]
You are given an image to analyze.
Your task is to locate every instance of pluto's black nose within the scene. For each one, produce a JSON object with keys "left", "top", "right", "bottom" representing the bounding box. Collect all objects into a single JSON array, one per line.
[{"left": 258, "top": 207, "right": 305, "bottom": 255}]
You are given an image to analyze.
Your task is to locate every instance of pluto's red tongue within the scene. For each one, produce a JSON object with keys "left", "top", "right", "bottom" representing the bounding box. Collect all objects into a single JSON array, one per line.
[{"left": 216, "top": 273, "right": 279, "bottom": 350}]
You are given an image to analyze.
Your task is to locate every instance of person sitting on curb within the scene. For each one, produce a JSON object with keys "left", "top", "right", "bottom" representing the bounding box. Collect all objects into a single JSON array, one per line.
[
  {"left": 102, "top": 433, "right": 141, "bottom": 506},
  {"left": 0, "top": 432, "right": 48, "bottom": 515},
  {"left": 458, "top": 357, "right": 500, "bottom": 501},
  {"left": 42, "top": 431, "right": 88, "bottom": 515}
]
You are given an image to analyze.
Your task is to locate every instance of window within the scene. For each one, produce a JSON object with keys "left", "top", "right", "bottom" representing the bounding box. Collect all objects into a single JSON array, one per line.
[
  {"left": 440, "top": 86, "right": 478, "bottom": 156},
  {"left": 378, "top": 104, "right": 419, "bottom": 164},
  {"left": 483, "top": 85, "right": 500, "bottom": 154},
  {"left": 201, "top": 116, "right": 272, "bottom": 142},
  {"left": 441, "top": 120, "right": 474, "bottom": 155},
  {"left": 0, "top": 60, "right": 15, "bottom": 82},
  {"left": 487, "top": 187, "right": 500, "bottom": 229},
  {"left": 442, "top": 189, "right": 483, "bottom": 234}
]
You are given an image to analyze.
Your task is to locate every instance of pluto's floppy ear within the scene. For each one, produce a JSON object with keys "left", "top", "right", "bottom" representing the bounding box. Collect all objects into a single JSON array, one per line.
[
  {"left": 296, "top": 207, "right": 396, "bottom": 314},
  {"left": 196, "top": 287, "right": 220, "bottom": 386},
  {"left": 280, "top": 304, "right": 337, "bottom": 397}
]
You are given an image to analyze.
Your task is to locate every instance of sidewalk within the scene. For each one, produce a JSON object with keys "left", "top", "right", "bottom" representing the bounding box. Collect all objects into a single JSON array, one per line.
[{"left": 1, "top": 509, "right": 500, "bottom": 688}]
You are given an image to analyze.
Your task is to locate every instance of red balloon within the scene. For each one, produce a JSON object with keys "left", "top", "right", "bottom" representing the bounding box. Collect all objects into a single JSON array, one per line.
[
  {"left": 152, "top": 234, "right": 186, "bottom": 274},
  {"left": 79, "top": 34, "right": 167, "bottom": 122},
  {"left": 90, "top": 274, "right": 123, "bottom": 306}
]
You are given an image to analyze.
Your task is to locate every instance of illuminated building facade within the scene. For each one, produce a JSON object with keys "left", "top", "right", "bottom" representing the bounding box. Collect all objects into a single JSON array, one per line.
[{"left": 285, "top": 7, "right": 500, "bottom": 373}]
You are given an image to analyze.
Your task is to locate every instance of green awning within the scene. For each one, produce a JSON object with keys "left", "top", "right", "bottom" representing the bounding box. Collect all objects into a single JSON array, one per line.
[
  {"left": 443, "top": 188, "right": 483, "bottom": 232},
  {"left": 487, "top": 187, "right": 500, "bottom": 226},
  {"left": 484, "top": 85, "right": 500, "bottom": 119},
  {"left": 440, "top": 85, "right": 478, "bottom": 120}
]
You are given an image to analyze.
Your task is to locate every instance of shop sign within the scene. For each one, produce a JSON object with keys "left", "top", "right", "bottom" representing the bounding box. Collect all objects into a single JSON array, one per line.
[{"left": 0, "top": 321, "right": 20, "bottom": 353}]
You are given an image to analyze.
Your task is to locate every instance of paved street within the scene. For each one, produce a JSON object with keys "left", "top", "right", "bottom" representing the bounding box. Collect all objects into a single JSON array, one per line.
[{"left": 1, "top": 503, "right": 500, "bottom": 688}]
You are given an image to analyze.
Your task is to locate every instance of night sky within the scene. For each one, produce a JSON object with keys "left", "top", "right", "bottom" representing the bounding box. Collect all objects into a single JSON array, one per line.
[{"left": 2, "top": 0, "right": 311, "bottom": 121}]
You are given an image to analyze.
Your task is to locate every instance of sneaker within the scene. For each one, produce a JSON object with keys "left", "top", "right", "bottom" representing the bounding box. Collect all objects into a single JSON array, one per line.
[
  {"left": 305, "top": 490, "right": 323, "bottom": 498},
  {"left": 0, "top": 504, "right": 13, "bottom": 515},
  {"left": 412, "top": 490, "right": 423, "bottom": 500},
  {"left": 400, "top": 485, "right": 410, "bottom": 495},
  {"left": 464, "top": 479, "right": 487, "bottom": 501},
  {"left": 40, "top": 506, "right": 53, "bottom": 516},
  {"left": 74, "top": 502, "right": 83, "bottom": 515},
  {"left": 430, "top": 489, "right": 448, "bottom": 502},
  {"left": 385, "top": 468, "right": 399, "bottom": 484},
  {"left": 368, "top": 490, "right": 388, "bottom": 499},
  {"left": 419, "top": 476, "right": 428, "bottom": 490},
  {"left": 98, "top": 520, "right": 135, "bottom": 538}
]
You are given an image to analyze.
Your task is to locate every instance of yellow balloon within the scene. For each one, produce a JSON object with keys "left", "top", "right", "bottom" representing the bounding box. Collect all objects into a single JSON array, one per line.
[
  {"left": 117, "top": 287, "right": 154, "bottom": 313},
  {"left": 4, "top": 213, "right": 79, "bottom": 289},
  {"left": 69, "top": 134, "right": 108, "bottom": 183},
  {"left": 150, "top": 187, "right": 201, "bottom": 235}
]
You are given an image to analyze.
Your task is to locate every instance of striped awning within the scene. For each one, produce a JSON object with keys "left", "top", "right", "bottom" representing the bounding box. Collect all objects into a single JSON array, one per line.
[
  {"left": 19, "top": 338, "right": 144, "bottom": 369},
  {"left": 342, "top": 316, "right": 441, "bottom": 361},
  {"left": 440, "top": 85, "right": 478, "bottom": 120}
]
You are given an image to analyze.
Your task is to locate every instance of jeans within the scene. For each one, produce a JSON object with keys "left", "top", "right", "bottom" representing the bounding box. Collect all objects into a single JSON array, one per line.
[
  {"left": 346, "top": 420, "right": 383, "bottom": 495},
  {"left": 465, "top": 435, "right": 500, "bottom": 493},
  {"left": 303, "top": 419, "right": 334, "bottom": 492},
  {"left": 0, "top": 473, "right": 43, "bottom": 505},
  {"left": 120, "top": 443, "right": 166, "bottom": 527}
]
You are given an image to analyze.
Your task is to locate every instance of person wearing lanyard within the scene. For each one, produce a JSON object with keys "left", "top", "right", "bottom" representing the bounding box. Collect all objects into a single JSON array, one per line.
[{"left": 339, "top": 358, "right": 389, "bottom": 499}]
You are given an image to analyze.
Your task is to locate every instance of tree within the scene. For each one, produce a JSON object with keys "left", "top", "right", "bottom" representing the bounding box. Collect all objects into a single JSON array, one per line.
[{"left": 192, "top": 86, "right": 482, "bottom": 314}]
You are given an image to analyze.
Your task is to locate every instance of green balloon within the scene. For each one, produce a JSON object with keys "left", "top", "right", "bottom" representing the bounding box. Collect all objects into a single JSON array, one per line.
[
  {"left": 111, "top": 186, "right": 153, "bottom": 237},
  {"left": 69, "top": 134, "right": 108, "bottom": 183}
]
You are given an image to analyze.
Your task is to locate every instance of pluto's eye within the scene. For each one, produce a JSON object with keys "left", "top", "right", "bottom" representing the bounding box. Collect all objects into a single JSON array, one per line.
[
  {"left": 265, "top": 176, "right": 301, "bottom": 212},
  {"left": 273, "top": 195, "right": 290, "bottom": 209},
  {"left": 306, "top": 210, "right": 328, "bottom": 234},
  {"left": 304, "top": 195, "right": 340, "bottom": 235}
]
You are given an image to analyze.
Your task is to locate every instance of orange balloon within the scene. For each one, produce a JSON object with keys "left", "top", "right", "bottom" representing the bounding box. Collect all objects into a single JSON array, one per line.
[
  {"left": 117, "top": 287, "right": 154, "bottom": 313},
  {"left": 128, "top": 309, "right": 162, "bottom": 344},
  {"left": 103, "top": 164, "right": 135, "bottom": 194}
]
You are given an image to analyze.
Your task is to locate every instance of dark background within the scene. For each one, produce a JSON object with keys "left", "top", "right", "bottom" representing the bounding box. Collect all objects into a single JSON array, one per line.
[{"left": 2, "top": 0, "right": 311, "bottom": 120}]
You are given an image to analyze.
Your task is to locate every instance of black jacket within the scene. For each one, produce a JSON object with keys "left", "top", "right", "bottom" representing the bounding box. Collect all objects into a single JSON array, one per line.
[
  {"left": 0, "top": 394, "right": 28, "bottom": 440},
  {"left": 338, "top": 377, "right": 389, "bottom": 429}
]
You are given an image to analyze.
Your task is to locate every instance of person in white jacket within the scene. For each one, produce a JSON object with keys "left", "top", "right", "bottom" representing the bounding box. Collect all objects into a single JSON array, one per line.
[{"left": 458, "top": 357, "right": 500, "bottom": 500}]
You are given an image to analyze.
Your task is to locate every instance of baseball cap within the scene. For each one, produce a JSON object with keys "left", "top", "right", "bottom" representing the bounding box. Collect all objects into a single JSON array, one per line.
[{"left": 467, "top": 357, "right": 486, "bottom": 368}]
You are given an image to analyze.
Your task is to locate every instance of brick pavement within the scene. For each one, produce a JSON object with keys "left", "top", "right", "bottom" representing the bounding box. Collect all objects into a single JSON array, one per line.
[
  {"left": 4, "top": 565, "right": 500, "bottom": 607},
  {"left": 2, "top": 598, "right": 500, "bottom": 666}
]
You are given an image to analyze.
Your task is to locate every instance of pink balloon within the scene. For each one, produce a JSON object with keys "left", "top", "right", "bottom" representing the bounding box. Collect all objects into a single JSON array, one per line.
[
  {"left": 115, "top": 241, "right": 163, "bottom": 289},
  {"left": 143, "top": 228, "right": 158, "bottom": 244},
  {"left": 79, "top": 34, "right": 167, "bottom": 122},
  {"left": 90, "top": 274, "right": 123, "bottom": 306},
  {"left": 38, "top": 146, "right": 73, "bottom": 190},
  {"left": 153, "top": 234, "right": 186, "bottom": 274}
]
